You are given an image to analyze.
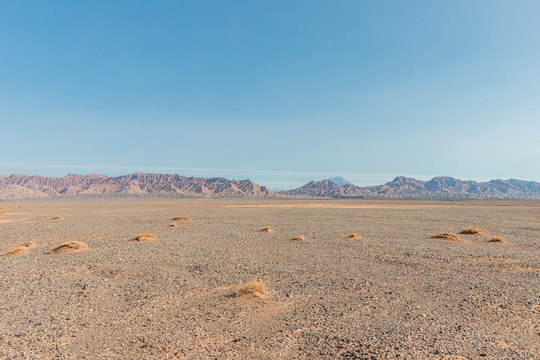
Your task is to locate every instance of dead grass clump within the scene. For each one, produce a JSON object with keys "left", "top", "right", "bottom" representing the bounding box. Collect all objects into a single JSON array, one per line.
[
  {"left": 347, "top": 233, "right": 363, "bottom": 240},
  {"left": 459, "top": 227, "right": 485, "bottom": 235},
  {"left": 488, "top": 235, "right": 505, "bottom": 243},
  {"left": 291, "top": 235, "right": 309, "bottom": 242},
  {"left": 169, "top": 223, "right": 178, "bottom": 227},
  {"left": 259, "top": 226, "right": 274, "bottom": 233},
  {"left": 49, "top": 241, "right": 88, "bottom": 254},
  {"left": 4, "top": 241, "right": 37, "bottom": 257},
  {"left": 131, "top": 233, "right": 158, "bottom": 242},
  {"left": 52, "top": 216, "right": 64, "bottom": 221},
  {"left": 430, "top": 232, "right": 463, "bottom": 242},
  {"left": 172, "top": 216, "right": 192, "bottom": 222},
  {"left": 5, "top": 246, "right": 29, "bottom": 257},
  {"left": 236, "top": 280, "right": 270, "bottom": 299}
]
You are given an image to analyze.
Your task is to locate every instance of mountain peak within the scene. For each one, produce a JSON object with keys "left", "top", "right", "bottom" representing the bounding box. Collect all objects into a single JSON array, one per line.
[
  {"left": 327, "top": 176, "right": 350, "bottom": 186},
  {"left": 391, "top": 176, "right": 415, "bottom": 183}
]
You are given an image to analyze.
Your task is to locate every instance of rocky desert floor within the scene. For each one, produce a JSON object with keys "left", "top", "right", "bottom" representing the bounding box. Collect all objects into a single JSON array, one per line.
[{"left": 0, "top": 199, "right": 539, "bottom": 359}]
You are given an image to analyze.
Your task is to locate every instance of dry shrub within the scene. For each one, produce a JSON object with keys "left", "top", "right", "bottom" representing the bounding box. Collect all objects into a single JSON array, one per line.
[
  {"left": 291, "top": 235, "right": 308, "bottom": 242},
  {"left": 430, "top": 232, "right": 463, "bottom": 242},
  {"left": 259, "top": 226, "right": 274, "bottom": 233},
  {"left": 131, "top": 233, "right": 158, "bottom": 242},
  {"left": 169, "top": 223, "right": 178, "bottom": 228},
  {"left": 488, "top": 236, "right": 505, "bottom": 243},
  {"left": 4, "top": 241, "right": 37, "bottom": 257},
  {"left": 347, "top": 233, "right": 363, "bottom": 240},
  {"left": 459, "top": 227, "right": 485, "bottom": 235},
  {"left": 236, "top": 280, "right": 270, "bottom": 299},
  {"left": 49, "top": 241, "right": 88, "bottom": 254},
  {"left": 52, "top": 216, "right": 64, "bottom": 221},
  {"left": 172, "top": 216, "right": 192, "bottom": 222},
  {"left": 5, "top": 246, "right": 29, "bottom": 257}
]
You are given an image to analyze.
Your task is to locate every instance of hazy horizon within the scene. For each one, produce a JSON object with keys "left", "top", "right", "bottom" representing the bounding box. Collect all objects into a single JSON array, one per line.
[
  {"left": 0, "top": 164, "right": 535, "bottom": 191},
  {"left": 2, "top": 1, "right": 539, "bottom": 187}
]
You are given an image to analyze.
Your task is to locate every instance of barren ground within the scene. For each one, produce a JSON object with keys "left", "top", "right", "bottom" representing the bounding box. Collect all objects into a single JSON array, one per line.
[{"left": 1, "top": 199, "right": 539, "bottom": 359}]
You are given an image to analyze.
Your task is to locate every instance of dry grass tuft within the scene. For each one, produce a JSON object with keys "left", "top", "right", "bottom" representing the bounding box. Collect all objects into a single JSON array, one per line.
[
  {"left": 488, "top": 235, "right": 505, "bottom": 243},
  {"left": 171, "top": 216, "right": 192, "bottom": 222},
  {"left": 49, "top": 241, "right": 88, "bottom": 254},
  {"left": 236, "top": 280, "right": 270, "bottom": 298},
  {"left": 291, "top": 235, "right": 309, "bottom": 242},
  {"left": 169, "top": 223, "right": 178, "bottom": 228},
  {"left": 259, "top": 226, "right": 274, "bottom": 233},
  {"left": 430, "top": 232, "right": 463, "bottom": 242},
  {"left": 131, "top": 233, "right": 158, "bottom": 242},
  {"left": 5, "top": 246, "right": 29, "bottom": 257},
  {"left": 52, "top": 216, "right": 64, "bottom": 221},
  {"left": 4, "top": 241, "right": 37, "bottom": 257},
  {"left": 459, "top": 227, "right": 486, "bottom": 235},
  {"left": 347, "top": 233, "right": 363, "bottom": 240}
]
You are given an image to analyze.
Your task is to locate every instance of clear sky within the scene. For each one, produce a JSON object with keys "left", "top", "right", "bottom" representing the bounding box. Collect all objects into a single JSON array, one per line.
[{"left": 1, "top": 1, "right": 539, "bottom": 189}]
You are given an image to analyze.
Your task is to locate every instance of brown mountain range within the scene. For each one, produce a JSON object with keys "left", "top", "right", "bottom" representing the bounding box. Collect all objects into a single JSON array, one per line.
[
  {"left": 279, "top": 176, "right": 540, "bottom": 200},
  {"left": 0, "top": 173, "right": 539, "bottom": 200},
  {"left": 0, "top": 173, "right": 274, "bottom": 200}
]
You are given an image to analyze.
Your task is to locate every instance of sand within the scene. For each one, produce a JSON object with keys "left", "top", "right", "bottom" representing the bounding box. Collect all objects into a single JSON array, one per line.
[{"left": 0, "top": 199, "right": 538, "bottom": 359}]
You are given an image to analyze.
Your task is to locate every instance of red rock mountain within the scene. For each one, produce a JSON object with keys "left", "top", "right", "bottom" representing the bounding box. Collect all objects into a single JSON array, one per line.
[
  {"left": 0, "top": 173, "right": 274, "bottom": 200},
  {"left": 1, "top": 173, "right": 539, "bottom": 200}
]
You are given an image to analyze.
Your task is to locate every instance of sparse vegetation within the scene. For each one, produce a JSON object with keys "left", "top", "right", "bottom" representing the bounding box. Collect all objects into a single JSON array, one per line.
[
  {"left": 236, "top": 280, "right": 269, "bottom": 298},
  {"left": 459, "top": 227, "right": 485, "bottom": 235},
  {"left": 291, "top": 235, "right": 308, "bottom": 242},
  {"left": 259, "top": 226, "right": 274, "bottom": 233},
  {"left": 347, "top": 233, "right": 363, "bottom": 240},
  {"left": 131, "top": 233, "right": 158, "bottom": 241},
  {"left": 172, "top": 216, "right": 192, "bottom": 221},
  {"left": 4, "top": 241, "right": 37, "bottom": 257},
  {"left": 5, "top": 246, "right": 29, "bottom": 257},
  {"left": 49, "top": 241, "right": 88, "bottom": 254},
  {"left": 52, "top": 216, "right": 64, "bottom": 221},
  {"left": 488, "top": 235, "right": 505, "bottom": 243},
  {"left": 430, "top": 232, "right": 463, "bottom": 242}
]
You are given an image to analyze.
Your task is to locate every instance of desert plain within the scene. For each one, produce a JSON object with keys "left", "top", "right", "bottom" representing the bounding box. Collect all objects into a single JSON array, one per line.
[{"left": 1, "top": 199, "right": 539, "bottom": 359}]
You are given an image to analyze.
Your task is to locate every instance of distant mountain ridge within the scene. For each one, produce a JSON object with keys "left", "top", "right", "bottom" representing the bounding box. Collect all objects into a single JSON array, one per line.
[
  {"left": 279, "top": 176, "right": 540, "bottom": 200},
  {"left": 0, "top": 173, "right": 538, "bottom": 200},
  {"left": 328, "top": 176, "right": 350, "bottom": 186},
  {"left": 0, "top": 173, "right": 274, "bottom": 200}
]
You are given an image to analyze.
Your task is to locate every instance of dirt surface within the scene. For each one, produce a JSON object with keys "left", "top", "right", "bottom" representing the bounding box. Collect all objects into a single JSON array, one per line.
[{"left": 1, "top": 199, "right": 539, "bottom": 359}]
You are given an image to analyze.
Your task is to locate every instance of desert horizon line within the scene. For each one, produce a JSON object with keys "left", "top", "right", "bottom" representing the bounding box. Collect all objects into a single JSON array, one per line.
[
  {"left": 3, "top": 161, "right": 540, "bottom": 189},
  {"left": 1, "top": 170, "right": 539, "bottom": 190}
]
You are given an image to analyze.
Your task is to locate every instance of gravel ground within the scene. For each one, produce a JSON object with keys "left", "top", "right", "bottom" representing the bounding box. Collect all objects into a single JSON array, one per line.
[{"left": 1, "top": 199, "right": 539, "bottom": 359}]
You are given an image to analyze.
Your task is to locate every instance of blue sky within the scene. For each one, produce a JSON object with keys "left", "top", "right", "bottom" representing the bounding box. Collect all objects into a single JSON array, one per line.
[{"left": 1, "top": 1, "right": 539, "bottom": 189}]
